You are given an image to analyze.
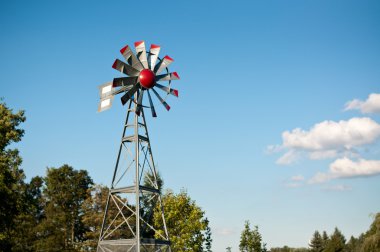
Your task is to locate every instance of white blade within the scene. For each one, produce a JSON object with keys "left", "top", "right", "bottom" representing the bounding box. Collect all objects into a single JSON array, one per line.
[
  {"left": 120, "top": 45, "right": 144, "bottom": 71},
  {"left": 148, "top": 44, "right": 161, "bottom": 71},
  {"left": 135, "top": 41, "right": 148, "bottom": 69},
  {"left": 154, "top": 55, "right": 174, "bottom": 75}
]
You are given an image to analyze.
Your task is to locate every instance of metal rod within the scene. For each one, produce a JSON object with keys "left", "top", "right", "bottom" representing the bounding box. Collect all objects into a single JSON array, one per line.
[
  {"left": 99, "top": 100, "right": 132, "bottom": 241},
  {"left": 135, "top": 95, "right": 141, "bottom": 251}
]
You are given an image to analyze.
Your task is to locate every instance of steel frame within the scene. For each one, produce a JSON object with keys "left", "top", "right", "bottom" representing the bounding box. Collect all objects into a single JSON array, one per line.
[{"left": 97, "top": 97, "right": 171, "bottom": 252}]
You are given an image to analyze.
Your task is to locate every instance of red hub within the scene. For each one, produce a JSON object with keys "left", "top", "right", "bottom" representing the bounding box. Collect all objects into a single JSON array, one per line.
[{"left": 139, "top": 69, "right": 155, "bottom": 89}]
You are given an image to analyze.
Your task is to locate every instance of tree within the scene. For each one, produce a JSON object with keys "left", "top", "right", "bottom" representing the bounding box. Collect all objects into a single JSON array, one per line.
[
  {"left": 345, "top": 236, "right": 360, "bottom": 252},
  {"left": 154, "top": 189, "right": 211, "bottom": 251},
  {"left": 11, "top": 176, "right": 44, "bottom": 251},
  {"left": 360, "top": 213, "right": 380, "bottom": 252},
  {"left": 0, "top": 101, "right": 26, "bottom": 250},
  {"left": 309, "top": 230, "right": 323, "bottom": 252},
  {"left": 239, "top": 220, "right": 263, "bottom": 252},
  {"left": 325, "top": 227, "right": 346, "bottom": 252},
  {"left": 226, "top": 247, "right": 232, "bottom": 252},
  {"left": 204, "top": 218, "right": 212, "bottom": 252},
  {"left": 80, "top": 185, "right": 109, "bottom": 251},
  {"left": 35, "top": 165, "right": 93, "bottom": 251},
  {"left": 322, "top": 231, "right": 330, "bottom": 250}
]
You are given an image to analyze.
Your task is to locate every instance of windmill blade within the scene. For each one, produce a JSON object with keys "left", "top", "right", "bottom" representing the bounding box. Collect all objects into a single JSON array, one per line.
[
  {"left": 146, "top": 90, "right": 157, "bottom": 117},
  {"left": 151, "top": 88, "right": 170, "bottom": 111},
  {"left": 155, "top": 72, "right": 180, "bottom": 82},
  {"left": 155, "top": 83, "right": 178, "bottom": 97},
  {"left": 121, "top": 83, "right": 140, "bottom": 105},
  {"left": 98, "top": 93, "right": 114, "bottom": 112},
  {"left": 154, "top": 55, "right": 174, "bottom": 75},
  {"left": 135, "top": 90, "right": 144, "bottom": 116},
  {"left": 135, "top": 41, "right": 148, "bottom": 69},
  {"left": 112, "top": 59, "right": 140, "bottom": 76},
  {"left": 112, "top": 77, "right": 138, "bottom": 87},
  {"left": 98, "top": 82, "right": 113, "bottom": 98},
  {"left": 112, "top": 85, "right": 133, "bottom": 95},
  {"left": 120, "top": 45, "right": 144, "bottom": 71},
  {"left": 148, "top": 44, "right": 160, "bottom": 71}
]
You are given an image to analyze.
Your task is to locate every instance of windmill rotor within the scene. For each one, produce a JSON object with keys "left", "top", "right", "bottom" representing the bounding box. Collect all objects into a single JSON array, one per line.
[{"left": 98, "top": 41, "right": 180, "bottom": 117}]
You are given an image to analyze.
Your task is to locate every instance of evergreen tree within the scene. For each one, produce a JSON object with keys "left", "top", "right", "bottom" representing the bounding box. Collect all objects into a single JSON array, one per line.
[
  {"left": 322, "top": 230, "right": 330, "bottom": 250},
  {"left": 345, "top": 236, "right": 360, "bottom": 252},
  {"left": 226, "top": 247, "right": 232, "bottom": 252},
  {"left": 309, "top": 230, "right": 323, "bottom": 252},
  {"left": 325, "top": 227, "right": 346, "bottom": 252}
]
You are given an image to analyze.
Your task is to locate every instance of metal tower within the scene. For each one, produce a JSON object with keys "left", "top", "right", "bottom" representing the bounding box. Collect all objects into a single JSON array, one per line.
[
  {"left": 96, "top": 41, "right": 179, "bottom": 252},
  {"left": 97, "top": 98, "right": 170, "bottom": 252}
]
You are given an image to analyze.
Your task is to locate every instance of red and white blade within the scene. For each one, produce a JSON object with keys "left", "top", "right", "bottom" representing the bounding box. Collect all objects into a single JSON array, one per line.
[
  {"left": 112, "top": 77, "right": 138, "bottom": 87},
  {"left": 120, "top": 45, "right": 144, "bottom": 71},
  {"left": 147, "top": 90, "right": 157, "bottom": 117},
  {"left": 154, "top": 55, "right": 174, "bottom": 75},
  {"left": 135, "top": 41, "right": 148, "bottom": 69},
  {"left": 135, "top": 90, "right": 144, "bottom": 116},
  {"left": 112, "top": 59, "right": 140, "bottom": 76},
  {"left": 152, "top": 88, "right": 170, "bottom": 111},
  {"left": 121, "top": 84, "right": 139, "bottom": 105},
  {"left": 154, "top": 83, "right": 178, "bottom": 97},
  {"left": 148, "top": 44, "right": 161, "bottom": 71},
  {"left": 155, "top": 72, "right": 180, "bottom": 82}
]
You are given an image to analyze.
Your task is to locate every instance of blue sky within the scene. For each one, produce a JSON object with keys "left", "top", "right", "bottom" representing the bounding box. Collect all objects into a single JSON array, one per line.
[{"left": 1, "top": 0, "right": 380, "bottom": 250}]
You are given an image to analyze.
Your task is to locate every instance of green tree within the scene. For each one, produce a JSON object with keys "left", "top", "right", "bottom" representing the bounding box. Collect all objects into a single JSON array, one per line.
[
  {"left": 322, "top": 231, "right": 329, "bottom": 250},
  {"left": 80, "top": 185, "right": 109, "bottom": 250},
  {"left": 226, "top": 247, "right": 232, "bottom": 252},
  {"left": 204, "top": 218, "right": 212, "bottom": 252},
  {"left": 11, "top": 176, "right": 44, "bottom": 251},
  {"left": 35, "top": 165, "right": 93, "bottom": 251},
  {"left": 0, "top": 101, "right": 26, "bottom": 250},
  {"left": 154, "top": 189, "right": 211, "bottom": 251},
  {"left": 345, "top": 236, "right": 360, "bottom": 252},
  {"left": 239, "top": 220, "right": 263, "bottom": 252},
  {"left": 325, "top": 227, "right": 346, "bottom": 252},
  {"left": 309, "top": 230, "right": 323, "bottom": 252},
  {"left": 360, "top": 213, "right": 380, "bottom": 252}
]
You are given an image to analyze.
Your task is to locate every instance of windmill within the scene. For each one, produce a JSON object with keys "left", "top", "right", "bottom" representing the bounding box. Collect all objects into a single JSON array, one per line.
[{"left": 96, "top": 41, "right": 179, "bottom": 252}]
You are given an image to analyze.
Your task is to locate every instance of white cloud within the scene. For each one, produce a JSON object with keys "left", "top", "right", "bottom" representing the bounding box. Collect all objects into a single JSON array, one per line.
[
  {"left": 309, "top": 157, "right": 380, "bottom": 183},
  {"left": 282, "top": 117, "right": 380, "bottom": 150},
  {"left": 275, "top": 117, "right": 380, "bottom": 164},
  {"left": 266, "top": 144, "right": 283, "bottom": 154},
  {"left": 291, "top": 175, "right": 304, "bottom": 181},
  {"left": 322, "top": 184, "right": 352, "bottom": 191},
  {"left": 308, "top": 150, "right": 338, "bottom": 160},
  {"left": 345, "top": 93, "right": 380, "bottom": 114},
  {"left": 215, "top": 227, "right": 235, "bottom": 236},
  {"left": 276, "top": 150, "right": 299, "bottom": 165},
  {"left": 284, "top": 182, "right": 303, "bottom": 188}
]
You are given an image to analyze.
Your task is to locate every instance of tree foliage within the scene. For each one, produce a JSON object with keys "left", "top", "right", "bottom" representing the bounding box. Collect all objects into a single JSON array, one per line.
[
  {"left": 239, "top": 220, "right": 265, "bottom": 252},
  {"left": 154, "top": 189, "right": 212, "bottom": 251},
  {"left": 309, "top": 231, "right": 323, "bottom": 252},
  {"left": 0, "top": 101, "right": 26, "bottom": 250},
  {"left": 35, "top": 164, "right": 93, "bottom": 251}
]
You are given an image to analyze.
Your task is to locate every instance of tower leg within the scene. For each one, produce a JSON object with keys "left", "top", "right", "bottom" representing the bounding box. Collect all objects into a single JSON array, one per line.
[{"left": 97, "top": 100, "right": 171, "bottom": 252}]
